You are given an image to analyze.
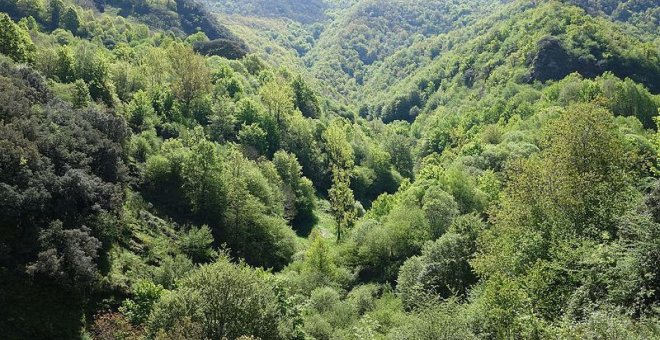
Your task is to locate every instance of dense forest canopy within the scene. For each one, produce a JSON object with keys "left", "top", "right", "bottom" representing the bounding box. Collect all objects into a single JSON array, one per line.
[
  {"left": 0, "top": 0, "right": 659, "bottom": 339},
  {"left": 207, "top": 0, "right": 330, "bottom": 24}
]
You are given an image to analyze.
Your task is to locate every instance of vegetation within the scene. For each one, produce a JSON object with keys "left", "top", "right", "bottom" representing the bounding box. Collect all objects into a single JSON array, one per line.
[
  {"left": 1, "top": 0, "right": 659, "bottom": 339},
  {"left": 207, "top": 0, "right": 329, "bottom": 24}
]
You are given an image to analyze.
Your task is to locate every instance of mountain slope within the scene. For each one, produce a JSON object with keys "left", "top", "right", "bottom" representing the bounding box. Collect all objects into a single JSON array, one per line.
[
  {"left": 567, "top": 0, "right": 659, "bottom": 34},
  {"left": 304, "top": 0, "right": 508, "bottom": 100},
  {"left": 0, "top": 0, "right": 249, "bottom": 58},
  {"left": 1, "top": 0, "right": 660, "bottom": 338},
  {"left": 359, "top": 1, "right": 659, "bottom": 122},
  {"left": 206, "top": 0, "right": 329, "bottom": 24}
]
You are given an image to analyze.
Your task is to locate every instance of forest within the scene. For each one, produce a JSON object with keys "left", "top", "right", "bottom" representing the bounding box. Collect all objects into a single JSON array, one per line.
[{"left": 0, "top": 0, "right": 659, "bottom": 339}]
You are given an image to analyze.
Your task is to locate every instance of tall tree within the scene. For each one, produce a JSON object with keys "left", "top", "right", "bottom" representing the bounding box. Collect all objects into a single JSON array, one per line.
[
  {"left": 0, "top": 13, "right": 35, "bottom": 63},
  {"left": 60, "top": 7, "right": 79, "bottom": 33},
  {"left": 48, "top": 0, "right": 64, "bottom": 30},
  {"left": 322, "top": 119, "right": 354, "bottom": 170},
  {"left": 168, "top": 44, "right": 211, "bottom": 107},
  {"left": 54, "top": 45, "right": 75, "bottom": 83},
  {"left": 473, "top": 104, "right": 636, "bottom": 332},
  {"left": 181, "top": 128, "right": 225, "bottom": 222},
  {"left": 329, "top": 169, "right": 356, "bottom": 242},
  {"left": 292, "top": 75, "right": 321, "bottom": 119},
  {"left": 323, "top": 119, "right": 357, "bottom": 241},
  {"left": 260, "top": 77, "right": 294, "bottom": 136}
]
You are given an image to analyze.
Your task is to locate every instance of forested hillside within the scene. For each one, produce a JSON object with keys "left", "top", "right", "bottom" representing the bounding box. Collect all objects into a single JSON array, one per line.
[
  {"left": 566, "top": 0, "right": 659, "bottom": 33},
  {"left": 304, "top": 0, "right": 509, "bottom": 100},
  {"left": 360, "top": 1, "right": 660, "bottom": 123},
  {"left": 207, "top": 0, "right": 329, "bottom": 24},
  {"left": 1, "top": 0, "right": 659, "bottom": 339}
]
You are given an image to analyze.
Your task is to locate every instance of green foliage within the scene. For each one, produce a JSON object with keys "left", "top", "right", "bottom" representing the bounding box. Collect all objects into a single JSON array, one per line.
[
  {"left": 477, "top": 104, "right": 632, "bottom": 275},
  {"left": 0, "top": 13, "right": 35, "bottom": 63},
  {"left": 397, "top": 214, "right": 483, "bottom": 310},
  {"left": 1, "top": 0, "right": 659, "bottom": 337},
  {"left": 260, "top": 76, "right": 295, "bottom": 138},
  {"left": 207, "top": 0, "right": 328, "bottom": 24},
  {"left": 148, "top": 256, "right": 287, "bottom": 339},
  {"left": 181, "top": 131, "right": 226, "bottom": 220},
  {"left": 72, "top": 79, "right": 90, "bottom": 108},
  {"left": 238, "top": 123, "right": 268, "bottom": 155},
  {"left": 298, "top": 284, "right": 407, "bottom": 339},
  {"left": 120, "top": 280, "right": 164, "bottom": 324},
  {"left": 305, "top": 0, "right": 502, "bottom": 100},
  {"left": 169, "top": 44, "right": 212, "bottom": 109},
  {"left": 566, "top": 0, "right": 660, "bottom": 34},
  {"left": 471, "top": 104, "right": 649, "bottom": 335},
  {"left": 143, "top": 128, "right": 298, "bottom": 270},
  {"left": 329, "top": 169, "right": 357, "bottom": 242},
  {"left": 27, "top": 221, "right": 102, "bottom": 290},
  {"left": 301, "top": 232, "right": 341, "bottom": 288},
  {"left": 126, "top": 90, "right": 158, "bottom": 132},
  {"left": 292, "top": 75, "right": 322, "bottom": 118},
  {"left": 73, "top": 44, "right": 115, "bottom": 106},
  {"left": 388, "top": 301, "right": 477, "bottom": 339},
  {"left": 273, "top": 150, "right": 317, "bottom": 227},
  {"left": 555, "top": 306, "right": 660, "bottom": 340},
  {"left": 360, "top": 1, "right": 660, "bottom": 124},
  {"left": 347, "top": 203, "right": 431, "bottom": 282},
  {"left": 52, "top": 45, "right": 75, "bottom": 83},
  {"left": 60, "top": 6, "right": 79, "bottom": 32},
  {"left": 152, "top": 254, "right": 195, "bottom": 290},
  {"left": 323, "top": 119, "right": 355, "bottom": 170},
  {"left": 178, "top": 225, "right": 215, "bottom": 264},
  {"left": 0, "top": 59, "right": 128, "bottom": 337},
  {"left": 421, "top": 186, "right": 459, "bottom": 238},
  {"left": 546, "top": 73, "right": 660, "bottom": 129}
]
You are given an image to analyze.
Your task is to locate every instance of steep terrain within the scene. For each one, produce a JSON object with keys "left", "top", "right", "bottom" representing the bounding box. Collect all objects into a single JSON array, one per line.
[
  {"left": 359, "top": 1, "right": 660, "bottom": 122},
  {"left": 567, "top": 0, "right": 659, "bottom": 33},
  {"left": 304, "top": 0, "right": 508, "bottom": 100},
  {"left": 207, "top": 0, "right": 330, "bottom": 24},
  {"left": 1, "top": 0, "right": 659, "bottom": 338}
]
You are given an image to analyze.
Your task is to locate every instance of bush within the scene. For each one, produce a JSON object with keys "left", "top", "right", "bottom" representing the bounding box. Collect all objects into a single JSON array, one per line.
[
  {"left": 120, "top": 280, "right": 164, "bottom": 325},
  {"left": 555, "top": 306, "right": 660, "bottom": 340},
  {"left": 148, "top": 257, "right": 285, "bottom": 339},
  {"left": 178, "top": 225, "right": 215, "bottom": 264},
  {"left": 388, "top": 302, "right": 477, "bottom": 340}
]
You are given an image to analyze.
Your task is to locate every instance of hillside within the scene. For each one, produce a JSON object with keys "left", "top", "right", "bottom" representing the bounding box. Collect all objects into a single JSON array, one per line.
[
  {"left": 360, "top": 1, "right": 660, "bottom": 122},
  {"left": 1, "top": 0, "right": 660, "bottom": 339},
  {"left": 304, "top": 0, "right": 508, "bottom": 100},
  {"left": 567, "top": 0, "right": 660, "bottom": 33},
  {"left": 206, "top": 0, "right": 329, "bottom": 24},
  {"left": 213, "top": 0, "right": 658, "bottom": 104}
]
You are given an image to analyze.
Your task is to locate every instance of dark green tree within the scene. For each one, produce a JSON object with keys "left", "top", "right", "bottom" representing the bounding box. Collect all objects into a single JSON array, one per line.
[
  {"left": 292, "top": 75, "right": 321, "bottom": 119},
  {"left": 60, "top": 7, "right": 80, "bottom": 33}
]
